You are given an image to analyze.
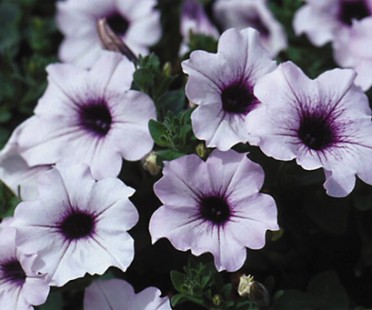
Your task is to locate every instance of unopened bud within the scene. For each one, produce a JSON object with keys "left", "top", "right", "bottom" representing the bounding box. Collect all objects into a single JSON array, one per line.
[
  {"left": 163, "top": 62, "right": 172, "bottom": 77},
  {"left": 212, "top": 294, "right": 222, "bottom": 306},
  {"left": 96, "top": 18, "right": 138, "bottom": 64},
  {"left": 238, "top": 274, "right": 270, "bottom": 309},
  {"left": 195, "top": 142, "right": 208, "bottom": 159},
  {"left": 142, "top": 152, "right": 161, "bottom": 176}
]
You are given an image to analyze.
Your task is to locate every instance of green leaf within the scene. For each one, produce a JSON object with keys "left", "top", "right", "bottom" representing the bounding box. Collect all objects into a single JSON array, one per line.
[
  {"left": 307, "top": 270, "right": 349, "bottom": 309},
  {"left": 148, "top": 119, "right": 170, "bottom": 147},
  {"left": 133, "top": 68, "right": 155, "bottom": 92},
  {"left": 157, "top": 89, "right": 186, "bottom": 115},
  {"left": 170, "top": 270, "right": 187, "bottom": 293}
]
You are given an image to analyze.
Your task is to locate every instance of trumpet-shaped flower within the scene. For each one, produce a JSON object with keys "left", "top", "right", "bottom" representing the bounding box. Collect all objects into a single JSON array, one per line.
[
  {"left": 293, "top": 0, "right": 372, "bottom": 46},
  {"left": 182, "top": 28, "right": 276, "bottom": 151},
  {"left": 0, "top": 119, "right": 51, "bottom": 200},
  {"left": 179, "top": 0, "right": 219, "bottom": 56},
  {"left": 149, "top": 150, "right": 279, "bottom": 272},
  {"left": 16, "top": 52, "right": 156, "bottom": 179},
  {"left": 84, "top": 279, "right": 171, "bottom": 310},
  {"left": 11, "top": 163, "right": 139, "bottom": 286},
  {"left": 213, "top": 0, "right": 287, "bottom": 56},
  {"left": 57, "top": 0, "right": 161, "bottom": 68},
  {"left": 249, "top": 61, "right": 372, "bottom": 197},
  {"left": 333, "top": 17, "right": 372, "bottom": 91},
  {"left": 0, "top": 222, "right": 50, "bottom": 310}
]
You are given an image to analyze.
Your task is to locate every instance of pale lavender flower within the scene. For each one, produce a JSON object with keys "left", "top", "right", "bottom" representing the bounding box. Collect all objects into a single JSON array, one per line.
[
  {"left": 57, "top": 0, "right": 161, "bottom": 68},
  {"left": 293, "top": 0, "right": 372, "bottom": 46},
  {"left": 11, "top": 163, "right": 139, "bottom": 287},
  {"left": 0, "top": 223, "right": 50, "bottom": 310},
  {"left": 333, "top": 16, "right": 372, "bottom": 91},
  {"left": 16, "top": 52, "right": 156, "bottom": 179},
  {"left": 182, "top": 28, "right": 276, "bottom": 151},
  {"left": 213, "top": 0, "right": 287, "bottom": 57},
  {"left": 0, "top": 119, "right": 51, "bottom": 200},
  {"left": 249, "top": 61, "right": 372, "bottom": 197},
  {"left": 149, "top": 150, "right": 279, "bottom": 272},
  {"left": 84, "top": 279, "right": 171, "bottom": 310},
  {"left": 179, "top": 0, "right": 220, "bottom": 56}
]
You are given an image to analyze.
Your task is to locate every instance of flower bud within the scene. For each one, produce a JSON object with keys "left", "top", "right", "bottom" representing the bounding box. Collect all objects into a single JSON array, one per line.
[
  {"left": 142, "top": 152, "right": 161, "bottom": 176},
  {"left": 238, "top": 274, "right": 270, "bottom": 309}
]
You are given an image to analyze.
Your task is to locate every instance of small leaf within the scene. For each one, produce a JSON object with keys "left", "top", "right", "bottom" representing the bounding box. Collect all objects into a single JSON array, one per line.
[
  {"left": 170, "top": 270, "right": 187, "bottom": 293},
  {"left": 148, "top": 120, "right": 169, "bottom": 147}
]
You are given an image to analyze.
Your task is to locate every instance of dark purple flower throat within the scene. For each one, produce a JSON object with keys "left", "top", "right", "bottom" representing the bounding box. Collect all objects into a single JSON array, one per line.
[
  {"left": 339, "top": 0, "right": 369, "bottom": 25},
  {"left": 58, "top": 209, "right": 96, "bottom": 241},
  {"left": 0, "top": 259, "right": 26, "bottom": 286},
  {"left": 79, "top": 100, "right": 112, "bottom": 137},
  {"left": 297, "top": 109, "right": 340, "bottom": 151},
  {"left": 199, "top": 194, "right": 231, "bottom": 225},
  {"left": 107, "top": 12, "right": 129, "bottom": 36},
  {"left": 221, "top": 79, "right": 258, "bottom": 115}
]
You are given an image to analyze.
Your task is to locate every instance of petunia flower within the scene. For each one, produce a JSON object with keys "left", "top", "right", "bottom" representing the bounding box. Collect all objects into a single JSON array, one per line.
[
  {"left": 11, "top": 163, "right": 139, "bottom": 287},
  {"left": 182, "top": 27, "right": 276, "bottom": 151},
  {"left": 15, "top": 51, "right": 156, "bottom": 179},
  {"left": 149, "top": 150, "right": 279, "bottom": 272},
  {"left": 293, "top": 0, "right": 372, "bottom": 46},
  {"left": 0, "top": 222, "right": 50, "bottom": 310},
  {"left": 213, "top": 0, "right": 287, "bottom": 57},
  {"left": 57, "top": 0, "right": 161, "bottom": 68},
  {"left": 179, "top": 0, "right": 220, "bottom": 56},
  {"left": 249, "top": 61, "right": 372, "bottom": 197},
  {"left": 333, "top": 16, "right": 372, "bottom": 91},
  {"left": 0, "top": 119, "right": 51, "bottom": 200},
  {"left": 84, "top": 278, "right": 171, "bottom": 310}
]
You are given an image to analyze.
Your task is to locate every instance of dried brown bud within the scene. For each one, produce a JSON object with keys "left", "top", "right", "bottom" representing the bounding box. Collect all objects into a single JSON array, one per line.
[{"left": 96, "top": 18, "right": 138, "bottom": 64}]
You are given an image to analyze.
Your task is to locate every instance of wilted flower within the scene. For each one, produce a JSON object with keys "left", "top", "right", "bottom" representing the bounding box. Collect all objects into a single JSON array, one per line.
[
  {"left": 293, "top": 0, "right": 372, "bottom": 46},
  {"left": 249, "top": 61, "right": 372, "bottom": 197},
  {"left": 0, "top": 223, "right": 50, "bottom": 310},
  {"left": 333, "top": 16, "right": 372, "bottom": 91},
  {"left": 11, "top": 163, "right": 139, "bottom": 286},
  {"left": 16, "top": 52, "right": 156, "bottom": 179},
  {"left": 149, "top": 150, "right": 279, "bottom": 272},
  {"left": 213, "top": 0, "right": 287, "bottom": 56},
  {"left": 182, "top": 28, "right": 276, "bottom": 151},
  {"left": 57, "top": 0, "right": 161, "bottom": 68},
  {"left": 84, "top": 278, "right": 171, "bottom": 310}
]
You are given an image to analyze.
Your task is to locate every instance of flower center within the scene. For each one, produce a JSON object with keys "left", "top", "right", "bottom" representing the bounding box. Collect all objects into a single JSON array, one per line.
[
  {"left": 248, "top": 15, "right": 269, "bottom": 37},
  {"left": 1, "top": 259, "right": 26, "bottom": 286},
  {"left": 107, "top": 12, "right": 129, "bottom": 36},
  {"left": 59, "top": 210, "right": 96, "bottom": 241},
  {"left": 221, "top": 81, "right": 257, "bottom": 115},
  {"left": 79, "top": 102, "right": 112, "bottom": 137},
  {"left": 339, "top": 0, "right": 369, "bottom": 25},
  {"left": 199, "top": 195, "right": 231, "bottom": 224},
  {"left": 298, "top": 113, "right": 335, "bottom": 150}
]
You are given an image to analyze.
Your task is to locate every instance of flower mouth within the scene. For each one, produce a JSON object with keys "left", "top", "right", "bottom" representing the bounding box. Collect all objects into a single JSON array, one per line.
[
  {"left": 0, "top": 259, "right": 26, "bottom": 286},
  {"left": 248, "top": 14, "right": 270, "bottom": 37},
  {"left": 79, "top": 100, "right": 112, "bottom": 137},
  {"left": 221, "top": 80, "right": 258, "bottom": 115},
  {"left": 198, "top": 194, "right": 231, "bottom": 225},
  {"left": 58, "top": 209, "right": 97, "bottom": 241},
  {"left": 106, "top": 12, "right": 130, "bottom": 36},
  {"left": 338, "top": 0, "right": 369, "bottom": 25},
  {"left": 297, "top": 111, "right": 339, "bottom": 151}
]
